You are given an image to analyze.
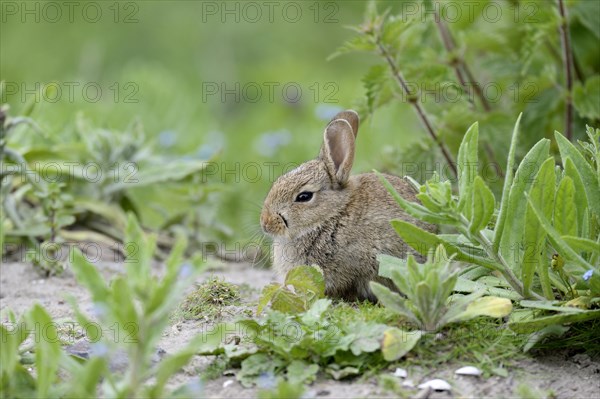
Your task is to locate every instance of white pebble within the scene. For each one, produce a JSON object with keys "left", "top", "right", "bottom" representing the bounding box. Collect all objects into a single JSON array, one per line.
[
  {"left": 392, "top": 368, "right": 407, "bottom": 378},
  {"left": 418, "top": 379, "right": 451, "bottom": 391},
  {"left": 402, "top": 379, "right": 414, "bottom": 388},
  {"left": 455, "top": 366, "right": 482, "bottom": 376},
  {"left": 223, "top": 380, "right": 234, "bottom": 388}
]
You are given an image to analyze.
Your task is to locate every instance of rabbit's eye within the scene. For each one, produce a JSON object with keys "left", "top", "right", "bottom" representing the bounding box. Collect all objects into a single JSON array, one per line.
[{"left": 295, "top": 191, "right": 313, "bottom": 202}]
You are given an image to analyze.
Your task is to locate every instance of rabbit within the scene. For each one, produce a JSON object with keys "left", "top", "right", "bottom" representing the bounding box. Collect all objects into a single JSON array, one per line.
[{"left": 260, "top": 110, "right": 436, "bottom": 302}]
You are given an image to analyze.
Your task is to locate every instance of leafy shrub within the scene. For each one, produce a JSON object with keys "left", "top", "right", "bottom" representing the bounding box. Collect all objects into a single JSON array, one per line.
[
  {"left": 378, "top": 115, "right": 600, "bottom": 344},
  {"left": 0, "top": 215, "right": 220, "bottom": 398}
]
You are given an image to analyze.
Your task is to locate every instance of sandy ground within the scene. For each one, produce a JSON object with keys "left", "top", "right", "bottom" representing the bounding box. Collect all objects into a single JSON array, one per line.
[{"left": 1, "top": 259, "right": 599, "bottom": 399}]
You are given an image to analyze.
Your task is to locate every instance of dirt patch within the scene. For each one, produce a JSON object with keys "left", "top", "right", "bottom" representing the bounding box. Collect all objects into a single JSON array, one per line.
[{"left": 1, "top": 260, "right": 599, "bottom": 398}]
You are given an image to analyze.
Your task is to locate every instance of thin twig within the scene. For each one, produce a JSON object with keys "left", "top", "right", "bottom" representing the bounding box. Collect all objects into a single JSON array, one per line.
[
  {"left": 375, "top": 41, "right": 458, "bottom": 177},
  {"left": 434, "top": 15, "right": 491, "bottom": 112},
  {"left": 557, "top": 0, "right": 574, "bottom": 140}
]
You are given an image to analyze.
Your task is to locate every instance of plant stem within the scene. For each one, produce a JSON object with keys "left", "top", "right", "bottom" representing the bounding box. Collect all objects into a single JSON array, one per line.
[
  {"left": 557, "top": 0, "right": 574, "bottom": 141},
  {"left": 461, "top": 216, "right": 545, "bottom": 300},
  {"left": 375, "top": 40, "right": 458, "bottom": 177},
  {"left": 434, "top": 15, "right": 491, "bottom": 112}
]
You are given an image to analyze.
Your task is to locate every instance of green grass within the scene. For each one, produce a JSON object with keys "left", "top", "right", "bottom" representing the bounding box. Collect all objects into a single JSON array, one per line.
[{"left": 175, "top": 276, "right": 243, "bottom": 321}]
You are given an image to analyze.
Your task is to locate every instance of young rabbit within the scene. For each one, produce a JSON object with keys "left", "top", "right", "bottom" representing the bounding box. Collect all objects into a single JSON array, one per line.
[{"left": 260, "top": 110, "right": 435, "bottom": 302}]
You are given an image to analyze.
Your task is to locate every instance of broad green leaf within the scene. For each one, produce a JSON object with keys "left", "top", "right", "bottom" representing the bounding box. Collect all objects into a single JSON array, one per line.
[
  {"left": 561, "top": 236, "right": 600, "bottom": 255},
  {"left": 377, "top": 254, "right": 408, "bottom": 280},
  {"left": 301, "top": 298, "right": 332, "bottom": 325},
  {"left": 555, "top": 131, "right": 600, "bottom": 217},
  {"left": 70, "top": 250, "right": 110, "bottom": 302},
  {"left": 124, "top": 213, "right": 156, "bottom": 294},
  {"left": 103, "top": 160, "right": 209, "bottom": 195},
  {"left": 499, "top": 139, "right": 551, "bottom": 272},
  {"left": 564, "top": 158, "right": 588, "bottom": 234},
  {"left": 493, "top": 113, "right": 523, "bottom": 252},
  {"left": 27, "top": 304, "right": 62, "bottom": 399},
  {"left": 381, "top": 328, "right": 422, "bottom": 361},
  {"left": 444, "top": 296, "right": 512, "bottom": 324},
  {"left": 369, "top": 282, "right": 418, "bottom": 324},
  {"left": 523, "top": 157, "right": 556, "bottom": 299},
  {"left": 270, "top": 289, "right": 306, "bottom": 314},
  {"left": 457, "top": 122, "right": 479, "bottom": 217},
  {"left": 519, "top": 300, "right": 586, "bottom": 313},
  {"left": 526, "top": 195, "right": 594, "bottom": 271},
  {"left": 63, "top": 357, "right": 106, "bottom": 398},
  {"left": 376, "top": 172, "right": 458, "bottom": 225},
  {"left": 469, "top": 176, "right": 495, "bottom": 234},
  {"left": 554, "top": 176, "right": 577, "bottom": 236},
  {"left": 111, "top": 277, "right": 138, "bottom": 328},
  {"left": 390, "top": 220, "right": 499, "bottom": 271},
  {"left": 257, "top": 283, "right": 281, "bottom": 315},
  {"left": 286, "top": 360, "right": 319, "bottom": 385},
  {"left": 573, "top": 75, "right": 600, "bottom": 120},
  {"left": 73, "top": 199, "right": 128, "bottom": 231},
  {"left": 509, "top": 309, "right": 600, "bottom": 333},
  {"left": 284, "top": 265, "right": 325, "bottom": 298},
  {"left": 0, "top": 316, "right": 30, "bottom": 375}
]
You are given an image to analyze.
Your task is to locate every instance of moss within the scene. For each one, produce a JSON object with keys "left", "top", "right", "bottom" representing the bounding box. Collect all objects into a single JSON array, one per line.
[{"left": 177, "top": 276, "right": 241, "bottom": 321}]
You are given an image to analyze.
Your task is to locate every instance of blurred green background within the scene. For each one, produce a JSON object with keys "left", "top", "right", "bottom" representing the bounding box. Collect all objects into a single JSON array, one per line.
[
  {"left": 2, "top": 1, "right": 408, "bottom": 239},
  {"left": 2, "top": 0, "right": 599, "bottom": 249}
]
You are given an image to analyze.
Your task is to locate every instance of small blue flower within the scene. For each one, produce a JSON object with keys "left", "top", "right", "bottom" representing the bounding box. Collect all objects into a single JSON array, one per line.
[
  {"left": 90, "top": 342, "right": 109, "bottom": 357},
  {"left": 196, "top": 130, "right": 225, "bottom": 159},
  {"left": 315, "top": 104, "right": 343, "bottom": 121},
  {"left": 583, "top": 269, "right": 593, "bottom": 281},
  {"left": 158, "top": 130, "right": 177, "bottom": 148},
  {"left": 256, "top": 372, "right": 277, "bottom": 389},
  {"left": 255, "top": 130, "right": 292, "bottom": 157},
  {"left": 178, "top": 263, "right": 193, "bottom": 279}
]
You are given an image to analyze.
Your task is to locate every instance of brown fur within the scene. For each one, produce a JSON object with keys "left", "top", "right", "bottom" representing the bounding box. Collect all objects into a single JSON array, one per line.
[{"left": 260, "top": 110, "right": 435, "bottom": 301}]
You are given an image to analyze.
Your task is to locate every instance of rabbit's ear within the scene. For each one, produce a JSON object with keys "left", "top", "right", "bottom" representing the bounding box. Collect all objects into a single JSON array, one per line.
[
  {"left": 329, "top": 109, "right": 359, "bottom": 139},
  {"left": 322, "top": 119, "right": 355, "bottom": 185}
]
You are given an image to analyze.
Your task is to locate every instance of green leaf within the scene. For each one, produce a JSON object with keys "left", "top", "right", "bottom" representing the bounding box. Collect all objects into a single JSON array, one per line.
[
  {"left": 554, "top": 176, "right": 577, "bottom": 236},
  {"left": 564, "top": 158, "right": 589, "bottom": 234},
  {"left": 499, "top": 139, "right": 551, "bottom": 272},
  {"left": 238, "top": 354, "right": 285, "bottom": 388},
  {"left": 301, "top": 298, "right": 332, "bottom": 325},
  {"left": 457, "top": 122, "right": 479, "bottom": 217},
  {"left": 369, "top": 282, "right": 418, "bottom": 324},
  {"left": 286, "top": 360, "right": 319, "bottom": 385},
  {"left": 270, "top": 289, "right": 306, "bottom": 314},
  {"left": 376, "top": 172, "right": 458, "bottom": 225},
  {"left": 509, "top": 309, "right": 600, "bottom": 333},
  {"left": 70, "top": 250, "right": 110, "bottom": 302},
  {"left": 555, "top": 131, "right": 600, "bottom": 217},
  {"left": 389, "top": 220, "right": 495, "bottom": 270},
  {"left": 493, "top": 113, "right": 523, "bottom": 252},
  {"left": 519, "top": 300, "right": 586, "bottom": 313},
  {"left": 73, "top": 199, "right": 128, "bottom": 232},
  {"left": 284, "top": 265, "right": 325, "bottom": 299},
  {"left": 454, "top": 278, "right": 523, "bottom": 301},
  {"left": 573, "top": 75, "right": 600, "bottom": 120},
  {"left": 469, "top": 176, "right": 495, "bottom": 234},
  {"left": 526, "top": 195, "right": 593, "bottom": 271},
  {"left": 27, "top": 304, "right": 62, "bottom": 398},
  {"left": 561, "top": 236, "right": 600, "bottom": 255},
  {"left": 104, "top": 160, "right": 209, "bottom": 195},
  {"left": 381, "top": 327, "right": 422, "bottom": 361},
  {"left": 523, "top": 157, "right": 556, "bottom": 299},
  {"left": 444, "top": 296, "right": 513, "bottom": 324},
  {"left": 63, "top": 357, "right": 106, "bottom": 398},
  {"left": 257, "top": 283, "right": 281, "bottom": 315}
]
